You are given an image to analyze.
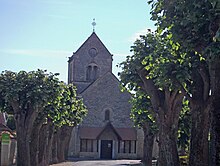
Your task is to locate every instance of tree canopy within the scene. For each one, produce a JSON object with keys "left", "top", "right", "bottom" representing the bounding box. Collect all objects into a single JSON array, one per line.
[
  {"left": 0, "top": 69, "right": 87, "bottom": 166},
  {"left": 148, "top": 0, "right": 220, "bottom": 165}
]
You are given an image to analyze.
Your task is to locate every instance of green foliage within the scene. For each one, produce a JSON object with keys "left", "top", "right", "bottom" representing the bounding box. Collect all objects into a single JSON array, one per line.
[
  {"left": 118, "top": 53, "right": 144, "bottom": 92},
  {"left": 0, "top": 69, "right": 87, "bottom": 127},
  {"left": 130, "top": 90, "right": 158, "bottom": 133},
  {"left": 179, "top": 155, "right": 189, "bottom": 166},
  {"left": 178, "top": 99, "right": 191, "bottom": 153},
  {"left": 119, "top": 31, "right": 193, "bottom": 137},
  {"left": 45, "top": 83, "right": 87, "bottom": 127},
  {"left": 119, "top": 31, "right": 192, "bottom": 92},
  {"left": 0, "top": 70, "right": 61, "bottom": 113},
  {"left": 149, "top": 0, "right": 220, "bottom": 56}
]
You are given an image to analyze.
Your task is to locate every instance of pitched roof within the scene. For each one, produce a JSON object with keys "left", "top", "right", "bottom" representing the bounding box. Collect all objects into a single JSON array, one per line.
[
  {"left": 115, "top": 128, "right": 137, "bottom": 140},
  {"left": 69, "top": 32, "right": 112, "bottom": 62},
  {"left": 97, "top": 122, "right": 122, "bottom": 140},
  {"left": 80, "top": 71, "right": 119, "bottom": 95},
  {"left": 79, "top": 127, "right": 102, "bottom": 139},
  {"left": 78, "top": 124, "right": 137, "bottom": 140}
]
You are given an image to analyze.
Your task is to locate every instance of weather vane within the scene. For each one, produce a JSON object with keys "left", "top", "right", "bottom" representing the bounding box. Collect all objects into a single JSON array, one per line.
[{"left": 92, "top": 18, "right": 96, "bottom": 32}]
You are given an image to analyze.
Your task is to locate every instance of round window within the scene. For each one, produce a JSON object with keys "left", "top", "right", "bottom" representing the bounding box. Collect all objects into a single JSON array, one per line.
[{"left": 88, "top": 48, "right": 98, "bottom": 57}]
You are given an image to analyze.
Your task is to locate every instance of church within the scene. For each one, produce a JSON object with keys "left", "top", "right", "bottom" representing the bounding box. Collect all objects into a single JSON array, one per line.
[{"left": 67, "top": 29, "right": 145, "bottom": 159}]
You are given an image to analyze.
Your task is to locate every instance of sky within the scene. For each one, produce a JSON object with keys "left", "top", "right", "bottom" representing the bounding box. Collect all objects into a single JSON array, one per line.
[{"left": 0, "top": 0, "right": 155, "bottom": 82}]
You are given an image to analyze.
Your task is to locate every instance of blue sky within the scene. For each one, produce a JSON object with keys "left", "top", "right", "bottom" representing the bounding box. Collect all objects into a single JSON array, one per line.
[{"left": 0, "top": 0, "right": 155, "bottom": 82}]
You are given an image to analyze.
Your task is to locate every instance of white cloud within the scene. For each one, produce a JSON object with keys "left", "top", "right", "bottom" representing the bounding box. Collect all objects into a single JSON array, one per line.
[
  {"left": 0, "top": 49, "right": 72, "bottom": 58},
  {"left": 129, "top": 27, "right": 156, "bottom": 42}
]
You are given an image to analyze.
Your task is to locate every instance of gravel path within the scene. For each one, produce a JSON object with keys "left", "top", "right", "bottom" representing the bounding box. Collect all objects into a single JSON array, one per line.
[
  {"left": 50, "top": 160, "right": 143, "bottom": 166},
  {"left": 50, "top": 162, "right": 74, "bottom": 166}
]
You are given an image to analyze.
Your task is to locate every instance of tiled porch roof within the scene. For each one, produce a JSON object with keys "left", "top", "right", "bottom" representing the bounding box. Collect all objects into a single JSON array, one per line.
[{"left": 79, "top": 125, "right": 137, "bottom": 140}]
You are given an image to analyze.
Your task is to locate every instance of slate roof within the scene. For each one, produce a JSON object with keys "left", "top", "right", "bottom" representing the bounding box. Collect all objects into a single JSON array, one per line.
[
  {"left": 69, "top": 32, "right": 112, "bottom": 62},
  {"left": 80, "top": 71, "right": 119, "bottom": 95},
  {"left": 79, "top": 123, "right": 137, "bottom": 140}
]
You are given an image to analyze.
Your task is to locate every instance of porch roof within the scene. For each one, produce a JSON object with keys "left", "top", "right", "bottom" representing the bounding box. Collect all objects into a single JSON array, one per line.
[{"left": 79, "top": 125, "right": 137, "bottom": 140}]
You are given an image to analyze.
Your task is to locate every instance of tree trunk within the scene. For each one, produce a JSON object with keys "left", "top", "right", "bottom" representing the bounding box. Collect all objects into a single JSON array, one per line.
[
  {"left": 210, "top": 114, "right": 217, "bottom": 166},
  {"left": 142, "top": 124, "right": 154, "bottom": 166},
  {"left": 138, "top": 69, "right": 182, "bottom": 166},
  {"left": 37, "top": 120, "right": 54, "bottom": 166},
  {"left": 189, "top": 103, "right": 210, "bottom": 166},
  {"left": 209, "top": 58, "right": 220, "bottom": 166},
  {"left": 14, "top": 109, "right": 39, "bottom": 166},
  {"left": 38, "top": 124, "right": 49, "bottom": 166},
  {"left": 64, "top": 126, "right": 74, "bottom": 160},
  {"left": 30, "top": 121, "right": 43, "bottom": 166},
  {"left": 51, "top": 129, "right": 59, "bottom": 164},
  {"left": 11, "top": 102, "right": 41, "bottom": 166},
  {"left": 16, "top": 127, "right": 31, "bottom": 166},
  {"left": 56, "top": 128, "right": 62, "bottom": 162},
  {"left": 157, "top": 110, "right": 180, "bottom": 166},
  {"left": 186, "top": 62, "right": 211, "bottom": 166},
  {"left": 45, "top": 122, "right": 54, "bottom": 165},
  {"left": 211, "top": 103, "right": 220, "bottom": 166},
  {"left": 57, "top": 125, "right": 73, "bottom": 162}
]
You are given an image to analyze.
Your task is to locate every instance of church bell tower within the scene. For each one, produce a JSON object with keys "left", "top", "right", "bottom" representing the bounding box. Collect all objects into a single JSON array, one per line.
[{"left": 68, "top": 21, "right": 113, "bottom": 93}]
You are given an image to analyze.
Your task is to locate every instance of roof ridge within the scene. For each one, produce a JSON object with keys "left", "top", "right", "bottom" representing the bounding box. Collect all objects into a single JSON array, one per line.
[
  {"left": 80, "top": 72, "right": 117, "bottom": 94},
  {"left": 69, "top": 32, "right": 113, "bottom": 62},
  {"left": 96, "top": 122, "right": 122, "bottom": 140}
]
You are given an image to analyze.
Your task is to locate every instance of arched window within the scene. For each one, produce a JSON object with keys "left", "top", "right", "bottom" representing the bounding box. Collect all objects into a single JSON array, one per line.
[
  {"left": 105, "top": 109, "right": 110, "bottom": 121},
  {"left": 93, "top": 66, "right": 98, "bottom": 80},
  {"left": 86, "top": 66, "right": 92, "bottom": 81},
  {"left": 86, "top": 64, "right": 98, "bottom": 81}
]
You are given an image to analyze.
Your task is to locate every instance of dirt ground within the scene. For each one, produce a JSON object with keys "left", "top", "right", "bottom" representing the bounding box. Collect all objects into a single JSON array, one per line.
[
  {"left": 50, "top": 160, "right": 143, "bottom": 166},
  {"left": 50, "top": 162, "right": 74, "bottom": 166}
]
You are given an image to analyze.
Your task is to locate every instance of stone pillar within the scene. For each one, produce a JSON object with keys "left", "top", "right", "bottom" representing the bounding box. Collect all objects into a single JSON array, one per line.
[
  {"left": 136, "top": 128, "right": 144, "bottom": 159},
  {"left": 68, "top": 126, "right": 80, "bottom": 157},
  {"left": 9, "top": 139, "right": 16, "bottom": 165},
  {"left": 68, "top": 127, "right": 75, "bottom": 157},
  {"left": 152, "top": 136, "right": 159, "bottom": 159},
  {"left": 1, "top": 132, "right": 10, "bottom": 166}
]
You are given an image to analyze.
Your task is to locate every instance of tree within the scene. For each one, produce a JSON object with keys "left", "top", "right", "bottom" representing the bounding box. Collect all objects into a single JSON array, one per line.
[
  {"left": 54, "top": 84, "right": 87, "bottom": 163},
  {"left": 119, "top": 32, "right": 184, "bottom": 166},
  {"left": 130, "top": 90, "right": 158, "bottom": 166},
  {"left": 149, "top": 0, "right": 219, "bottom": 165},
  {"left": 177, "top": 99, "right": 191, "bottom": 156},
  {"left": 0, "top": 70, "right": 64, "bottom": 166},
  {"left": 29, "top": 82, "right": 87, "bottom": 166}
]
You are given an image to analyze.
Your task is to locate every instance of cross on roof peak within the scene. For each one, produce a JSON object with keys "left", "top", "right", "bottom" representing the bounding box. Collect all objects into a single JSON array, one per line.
[{"left": 92, "top": 18, "right": 96, "bottom": 32}]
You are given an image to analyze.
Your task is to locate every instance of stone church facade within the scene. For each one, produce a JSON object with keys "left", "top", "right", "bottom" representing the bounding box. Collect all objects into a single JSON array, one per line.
[{"left": 67, "top": 32, "right": 144, "bottom": 159}]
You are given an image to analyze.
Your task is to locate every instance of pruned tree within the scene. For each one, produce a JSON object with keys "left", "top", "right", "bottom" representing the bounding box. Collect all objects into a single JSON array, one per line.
[
  {"left": 30, "top": 83, "right": 87, "bottom": 166},
  {"left": 130, "top": 90, "right": 158, "bottom": 166},
  {"left": 0, "top": 70, "right": 61, "bottom": 166},
  {"left": 149, "top": 0, "right": 219, "bottom": 165},
  {"left": 119, "top": 32, "right": 184, "bottom": 166},
  {"left": 0, "top": 70, "right": 87, "bottom": 166}
]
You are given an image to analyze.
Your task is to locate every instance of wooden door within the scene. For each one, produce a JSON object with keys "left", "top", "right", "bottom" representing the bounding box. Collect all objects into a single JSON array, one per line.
[{"left": 100, "top": 140, "right": 112, "bottom": 159}]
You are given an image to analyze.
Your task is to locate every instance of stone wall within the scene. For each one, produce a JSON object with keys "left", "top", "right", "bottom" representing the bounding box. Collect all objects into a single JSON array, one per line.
[
  {"left": 67, "top": 32, "right": 145, "bottom": 160},
  {"left": 81, "top": 72, "right": 133, "bottom": 128},
  {"left": 68, "top": 33, "right": 112, "bottom": 84}
]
